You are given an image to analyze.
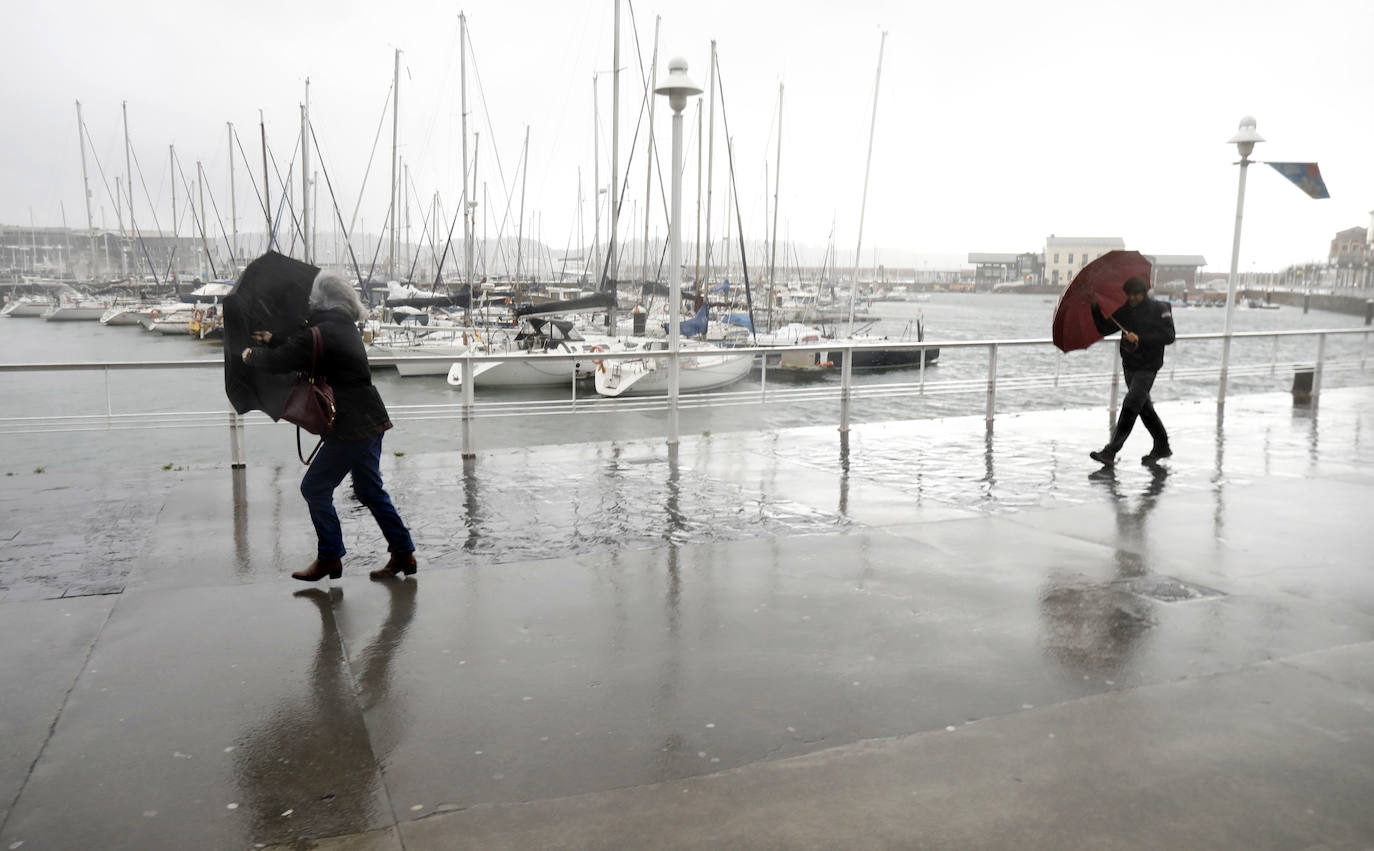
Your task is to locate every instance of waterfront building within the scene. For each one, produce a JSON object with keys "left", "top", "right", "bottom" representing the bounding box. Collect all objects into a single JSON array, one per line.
[{"left": 1044, "top": 235, "right": 1125, "bottom": 287}]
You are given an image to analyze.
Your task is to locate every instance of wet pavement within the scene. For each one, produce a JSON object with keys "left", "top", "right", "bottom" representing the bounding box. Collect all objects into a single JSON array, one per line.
[{"left": 2, "top": 388, "right": 1373, "bottom": 849}]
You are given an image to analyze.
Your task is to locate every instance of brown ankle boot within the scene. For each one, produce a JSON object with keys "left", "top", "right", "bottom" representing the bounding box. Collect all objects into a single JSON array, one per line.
[
  {"left": 292, "top": 559, "right": 343, "bottom": 582},
  {"left": 370, "top": 552, "right": 418, "bottom": 580}
]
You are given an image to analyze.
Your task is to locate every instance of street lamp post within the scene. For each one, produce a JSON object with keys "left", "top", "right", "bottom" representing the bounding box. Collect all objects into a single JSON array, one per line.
[
  {"left": 655, "top": 56, "right": 702, "bottom": 447},
  {"left": 1219, "top": 116, "right": 1265, "bottom": 409}
]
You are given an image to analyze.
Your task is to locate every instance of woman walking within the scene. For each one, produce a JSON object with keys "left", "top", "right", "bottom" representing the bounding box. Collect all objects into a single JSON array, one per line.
[{"left": 240, "top": 270, "right": 418, "bottom": 581}]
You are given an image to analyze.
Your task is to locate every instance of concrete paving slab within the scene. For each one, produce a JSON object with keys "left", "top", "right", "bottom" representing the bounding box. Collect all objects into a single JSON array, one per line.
[
  {"left": 0, "top": 583, "right": 393, "bottom": 850},
  {"left": 0, "top": 595, "right": 115, "bottom": 826},
  {"left": 398, "top": 646, "right": 1374, "bottom": 851}
]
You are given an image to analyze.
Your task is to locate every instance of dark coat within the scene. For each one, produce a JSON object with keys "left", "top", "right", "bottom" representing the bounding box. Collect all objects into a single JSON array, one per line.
[
  {"left": 1092, "top": 297, "right": 1176, "bottom": 372},
  {"left": 246, "top": 307, "right": 392, "bottom": 442}
]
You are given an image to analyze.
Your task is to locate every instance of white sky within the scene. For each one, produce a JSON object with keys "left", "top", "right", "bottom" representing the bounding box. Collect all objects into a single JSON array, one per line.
[{"left": 4, "top": 0, "right": 1372, "bottom": 273}]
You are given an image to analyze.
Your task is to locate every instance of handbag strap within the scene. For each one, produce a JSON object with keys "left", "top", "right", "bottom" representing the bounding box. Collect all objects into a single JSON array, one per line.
[
  {"left": 297, "top": 325, "right": 325, "bottom": 465},
  {"left": 308, "top": 326, "right": 322, "bottom": 378},
  {"left": 297, "top": 427, "right": 323, "bottom": 465}
]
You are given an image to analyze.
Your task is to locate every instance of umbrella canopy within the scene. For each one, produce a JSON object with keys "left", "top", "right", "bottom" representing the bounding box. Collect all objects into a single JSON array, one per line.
[
  {"left": 1051, "top": 250, "right": 1153, "bottom": 353},
  {"left": 223, "top": 251, "right": 320, "bottom": 418}
]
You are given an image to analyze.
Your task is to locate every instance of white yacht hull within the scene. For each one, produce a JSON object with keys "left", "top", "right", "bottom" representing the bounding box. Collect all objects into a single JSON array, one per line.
[
  {"left": 43, "top": 304, "right": 106, "bottom": 321},
  {"left": 445, "top": 352, "right": 597, "bottom": 388},
  {"left": 594, "top": 348, "right": 752, "bottom": 397}
]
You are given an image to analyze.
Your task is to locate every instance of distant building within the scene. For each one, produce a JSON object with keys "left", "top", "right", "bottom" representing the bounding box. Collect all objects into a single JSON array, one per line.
[
  {"left": 1145, "top": 255, "right": 1207, "bottom": 289},
  {"left": 967, "top": 252, "right": 1043, "bottom": 289},
  {"left": 1044, "top": 236, "right": 1124, "bottom": 287},
  {"left": 1329, "top": 225, "right": 1370, "bottom": 288}
]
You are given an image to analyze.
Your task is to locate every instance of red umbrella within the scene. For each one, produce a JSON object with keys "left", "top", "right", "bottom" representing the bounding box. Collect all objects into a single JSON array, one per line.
[{"left": 1051, "top": 250, "right": 1153, "bottom": 353}]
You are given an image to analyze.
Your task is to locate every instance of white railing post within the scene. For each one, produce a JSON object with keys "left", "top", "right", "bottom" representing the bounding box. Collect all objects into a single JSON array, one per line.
[
  {"left": 1313, "top": 333, "right": 1326, "bottom": 408},
  {"left": 919, "top": 344, "right": 926, "bottom": 395},
  {"left": 760, "top": 350, "right": 768, "bottom": 402},
  {"left": 461, "top": 356, "right": 475, "bottom": 459},
  {"left": 984, "top": 343, "right": 998, "bottom": 423},
  {"left": 229, "top": 411, "right": 246, "bottom": 469},
  {"left": 839, "top": 345, "right": 853, "bottom": 434},
  {"left": 1218, "top": 335, "right": 1232, "bottom": 408}
]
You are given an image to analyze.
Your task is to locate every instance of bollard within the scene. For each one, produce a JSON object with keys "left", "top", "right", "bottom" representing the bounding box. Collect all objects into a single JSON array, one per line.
[
  {"left": 1365, "top": 299, "right": 1373, "bottom": 326},
  {"left": 1291, "top": 367, "right": 1314, "bottom": 405}
]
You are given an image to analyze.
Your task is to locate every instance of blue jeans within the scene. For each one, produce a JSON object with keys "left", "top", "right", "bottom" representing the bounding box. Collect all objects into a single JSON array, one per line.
[{"left": 300, "top": 433, "right": 414, "bottom": 561}]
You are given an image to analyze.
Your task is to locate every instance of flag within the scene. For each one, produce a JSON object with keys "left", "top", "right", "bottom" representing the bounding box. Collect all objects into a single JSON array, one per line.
[{"left": 1265, "top": 162, "right": 1330, "bottom": 199}]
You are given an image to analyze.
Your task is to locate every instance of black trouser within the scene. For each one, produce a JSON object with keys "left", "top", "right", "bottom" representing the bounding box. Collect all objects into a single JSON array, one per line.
[{"left": 1106, "top": 368, "right": 1168, "bottom": 453}]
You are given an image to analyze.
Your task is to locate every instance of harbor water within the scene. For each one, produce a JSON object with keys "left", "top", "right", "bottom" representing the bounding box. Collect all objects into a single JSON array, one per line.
[{"left": 0, "top": 293, "right": 1368, "bottom": 474}]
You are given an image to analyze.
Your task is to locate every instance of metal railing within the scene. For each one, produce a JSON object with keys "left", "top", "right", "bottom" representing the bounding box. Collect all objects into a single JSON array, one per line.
[{"left": 1, "top": 328, "right": 1370, "bottom": 463}]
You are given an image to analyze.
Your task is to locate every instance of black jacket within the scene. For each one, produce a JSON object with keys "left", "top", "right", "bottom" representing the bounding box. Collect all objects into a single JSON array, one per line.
[
  {"left": 247, "top": 307, "right": 393, "bottom": 441},
  {"left": 1092, "top": 297, "right": 1175, "bottom": 372}
]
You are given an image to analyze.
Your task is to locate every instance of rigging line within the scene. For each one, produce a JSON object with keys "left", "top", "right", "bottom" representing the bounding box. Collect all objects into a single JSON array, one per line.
[
  {"left": 231, "top": 127, "right": 270, "bottom": 225},
  {"left": 172, "top": 155, "right": 217, "bottom": 279},
  {"left": 435, "top": 152, "right": 477, "bottom": 287},
  {"left": 341, "top": 80, "right": 395, "bottom": 252},
  {"left": 80, "top": 123, "right": 124, "bottom": 232},
  {"left": 593, "top": 24, "right": 654, "bottom": 290},
  {"left": 304, "top": 121, "right": 382, "bottom": 284},
  {"left": 712, "top": 53, "right": 757, "bottom": 341},
  {"left": 623, "top": 0, "right": 673, "bottom": 258},
  {"left": 172, "top": 149, "right": 236, "bottom": 275},
  {"left": 402, "top": 169, "right": 438, "bottom": 282},
  {"left": 407, "top": 19, "right": 461, "bottom": 176},
  {"left": 264, "top": 133, "right": 306, "bottom": 250},
  {"left": 308, "top": 121, "right": 366, "bottom": 288},
  {"left": 200, "top": 162, "right": 239, "bottom": 273},
  {"left": 127, "top": 146, "right": 167, "bottom": 237}
]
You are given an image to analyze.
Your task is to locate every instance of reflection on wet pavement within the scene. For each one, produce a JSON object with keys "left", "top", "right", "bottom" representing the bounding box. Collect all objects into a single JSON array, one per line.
[{"left": 1, "top": 388, "right": 1372, "bottom": 848}]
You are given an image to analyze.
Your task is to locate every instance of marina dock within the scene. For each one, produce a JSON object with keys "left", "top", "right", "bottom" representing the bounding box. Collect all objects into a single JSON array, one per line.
[{"left": 2, "top": 387, "right": 1372, "bottom": 849}]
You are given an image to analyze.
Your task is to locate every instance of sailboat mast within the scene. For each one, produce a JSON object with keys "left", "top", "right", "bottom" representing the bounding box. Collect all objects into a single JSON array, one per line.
[
  {"left": 75, "top": 101, "right": 98, "bottom": 279},
  {"left": 693, "top": 104, "right": 702, "bottom": 290},
  {"left": 846, "top": 30, "right": 886, "bottom": 330},
  {"left": 260, "top": 110, "right": 271, "bottom": 247},
  {"left": 169, "top": 146, "right": 178, "bottom": 243},
  {"left": 516, "top": 126, "right": 529, "bottom": 281},
  {"left": 121, "top": 102, "right": 137, "bottom": 280},
  {"left": 592, "top": 74, "right": 601, "bottom": 283},
  {"left": 768, "top": 83, "right": 783, "bottom": 332},
  {"left": 390, "top": 48, "right": 400, "bottom": 280},
  {"left": 302, "top": 78, "right": 311, "bottom": 264},
  {"left": 197, "top": 160, "right": 210, "bottom": 278},
  {"left": 608, "top": 0, "right": 621, "bottom": 305},
  {"left": 460, "top": 12, "right": 473, "bottom": 285},
  {"left": 704, "top": 40, "right": 716, "bottom": 285},
  {"left": 228, "top": 122, "right": 238, "bottom": 274},
  {"left": 642, "top": 15, "right": 659, "bottom": 283}
]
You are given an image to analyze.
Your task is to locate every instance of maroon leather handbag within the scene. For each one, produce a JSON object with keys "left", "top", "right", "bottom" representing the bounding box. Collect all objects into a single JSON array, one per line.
[{"left": 281, "top": 327, "right": 336, "bottom": 462}]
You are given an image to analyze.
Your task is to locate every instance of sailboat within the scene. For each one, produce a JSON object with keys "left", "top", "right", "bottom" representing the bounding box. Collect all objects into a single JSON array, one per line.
[{"left": 593, "top": 305, "right": 752, "bottom": 396}]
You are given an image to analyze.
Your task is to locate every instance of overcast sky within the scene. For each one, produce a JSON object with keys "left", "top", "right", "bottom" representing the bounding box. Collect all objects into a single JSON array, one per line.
[{"left": 4, "top": 0, "right": 1371, "bottom": 274}]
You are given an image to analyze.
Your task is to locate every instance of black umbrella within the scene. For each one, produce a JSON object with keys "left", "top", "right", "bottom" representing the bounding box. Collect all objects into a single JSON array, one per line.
[{"left": 223, "top": 251, "right": 320, "bottom": 418}]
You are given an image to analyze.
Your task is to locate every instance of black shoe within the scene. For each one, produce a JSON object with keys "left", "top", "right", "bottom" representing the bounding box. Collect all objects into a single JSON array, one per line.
[
  {"left": 1089, "top": 449, "right": 1116, "bottom": 466},
  {"left": 1141, "top": 446, "right": 1173, "bottom": 464}
]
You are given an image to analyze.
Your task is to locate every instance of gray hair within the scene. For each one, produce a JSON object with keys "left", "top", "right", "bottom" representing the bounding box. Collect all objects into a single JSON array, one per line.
[{"left": 309, "top": 270, "right": 365, "bottom": 320}]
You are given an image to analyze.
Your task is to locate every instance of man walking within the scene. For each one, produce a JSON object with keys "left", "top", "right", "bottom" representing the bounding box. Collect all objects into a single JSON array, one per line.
[{"left": 1089, "top": 276, "right": 1175, "bottom": 466}]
